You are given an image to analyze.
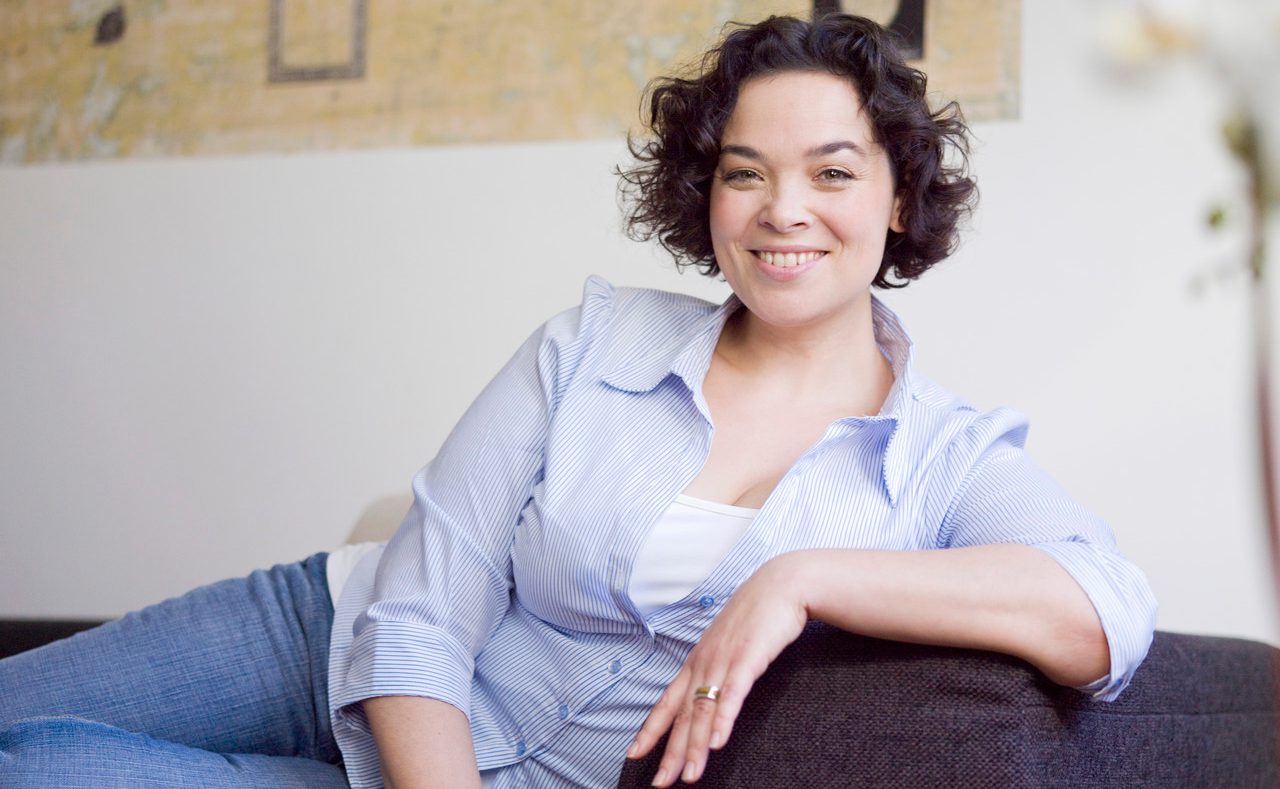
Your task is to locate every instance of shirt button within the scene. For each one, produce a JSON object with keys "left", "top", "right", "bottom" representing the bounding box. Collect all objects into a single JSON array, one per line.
[
  {"left": 557, "top": 703, "right": 569, "bottom": 720},
  {"left": 609, "top": 659, "right": 622, "bottom": 674},
  {"left": 515, "top": 740, "right": 527, "bottom": 757},
  {"left": 698, "top": 595, "right": 715, "bottom": 608}
]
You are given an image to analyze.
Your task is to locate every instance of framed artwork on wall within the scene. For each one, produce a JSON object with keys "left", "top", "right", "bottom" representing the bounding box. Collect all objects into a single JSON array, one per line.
[{"left": 0, "top": 0, "right": 1018, "bottom": 164}]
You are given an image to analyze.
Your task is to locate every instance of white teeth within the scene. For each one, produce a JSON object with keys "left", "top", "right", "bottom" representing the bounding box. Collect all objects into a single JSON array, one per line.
[{"left": 757, "top": 250, "right": 824, "bottom": 268}]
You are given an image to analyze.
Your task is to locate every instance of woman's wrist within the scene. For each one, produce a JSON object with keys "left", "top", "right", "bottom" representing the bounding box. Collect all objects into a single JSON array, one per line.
[{"left": 758, "top": 550, "right": 830, "bottom": 620}]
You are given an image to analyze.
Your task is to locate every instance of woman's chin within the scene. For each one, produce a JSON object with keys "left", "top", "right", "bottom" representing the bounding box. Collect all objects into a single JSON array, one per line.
[
  {"left": 733, "top": 287, "right": 871, "bottom": 334},
  {"left": 740, "top": 305, "right": 849, "bottom": 334}
]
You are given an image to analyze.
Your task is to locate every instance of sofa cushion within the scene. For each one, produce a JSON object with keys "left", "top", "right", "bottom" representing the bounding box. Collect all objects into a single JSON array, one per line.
[{"left": 615, "top": 623, "right": 1278, "bottom": 788}]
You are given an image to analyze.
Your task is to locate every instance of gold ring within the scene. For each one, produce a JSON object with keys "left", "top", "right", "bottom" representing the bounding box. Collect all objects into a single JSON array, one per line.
[{"left": 693, "top": 685, "right": 721, "bottom": 702}]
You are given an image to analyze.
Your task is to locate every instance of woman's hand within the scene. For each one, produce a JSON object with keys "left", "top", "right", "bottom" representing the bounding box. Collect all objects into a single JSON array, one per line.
[
  {"left": 626, "top": 545, "right": 1111, "bottom": 786},
  {"left": 626, "top": 555, "right": 809, "bottom": 786}
]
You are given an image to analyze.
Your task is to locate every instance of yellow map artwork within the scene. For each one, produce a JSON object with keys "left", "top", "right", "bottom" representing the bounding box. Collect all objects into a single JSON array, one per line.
[{"left": 0, "top": 0, "right": 1019, "bottom": 164}]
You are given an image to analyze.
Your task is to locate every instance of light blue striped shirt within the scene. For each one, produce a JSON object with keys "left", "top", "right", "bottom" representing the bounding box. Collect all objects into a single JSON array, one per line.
[{"left": 328, "top": 276, "right": 1157, "bottom": 789}]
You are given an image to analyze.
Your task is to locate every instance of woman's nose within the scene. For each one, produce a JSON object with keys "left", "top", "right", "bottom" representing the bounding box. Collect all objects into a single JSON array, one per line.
[{"left": 756, "top": 182, "right": 811, "bottom": 233}]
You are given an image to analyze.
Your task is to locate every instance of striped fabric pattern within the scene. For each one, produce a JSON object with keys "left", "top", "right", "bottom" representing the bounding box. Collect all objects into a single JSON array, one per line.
[{"left": 327, "top": 276, "right": 1157, "bottom": 789}]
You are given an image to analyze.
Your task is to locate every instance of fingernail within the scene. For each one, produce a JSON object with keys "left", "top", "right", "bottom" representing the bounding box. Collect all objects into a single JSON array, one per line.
[
  {"left": 683, "top": 762, "right": 698, "bottom": 783},
  {"left": 710, "top": 729, "right": 725, "bottom": 749},
  {"left": 651, "top": 767, "right": 668, "bottom": 786}
]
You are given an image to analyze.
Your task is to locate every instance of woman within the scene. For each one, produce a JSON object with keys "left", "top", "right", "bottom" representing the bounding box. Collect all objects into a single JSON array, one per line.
[{"left": 0, "top": 13, "right": 1156, "bottom": 789}]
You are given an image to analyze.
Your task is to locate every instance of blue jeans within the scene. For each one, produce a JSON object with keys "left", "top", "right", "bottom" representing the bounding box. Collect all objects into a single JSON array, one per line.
[{"left": 0, "top": 553, "right": 349, "bottom": 788}]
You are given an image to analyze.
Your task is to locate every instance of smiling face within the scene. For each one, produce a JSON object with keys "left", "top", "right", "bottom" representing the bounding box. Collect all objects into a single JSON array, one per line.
[{"left": 709, "top": 70, "right": 903, "bottom": 335}]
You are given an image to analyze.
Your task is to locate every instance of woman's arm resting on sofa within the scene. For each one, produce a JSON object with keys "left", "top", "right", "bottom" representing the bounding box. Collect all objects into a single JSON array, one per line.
[
  {"left": 633, "top": 543, "right": 1109, "bottom": 787},
  {"left": 795, "top": 544, "right": 1109, "bottom": 685}
]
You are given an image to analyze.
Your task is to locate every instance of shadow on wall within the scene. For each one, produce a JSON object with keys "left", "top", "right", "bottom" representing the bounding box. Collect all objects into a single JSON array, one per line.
[{"left": 346, "top": 493, "right": 413, "bottom": 544}]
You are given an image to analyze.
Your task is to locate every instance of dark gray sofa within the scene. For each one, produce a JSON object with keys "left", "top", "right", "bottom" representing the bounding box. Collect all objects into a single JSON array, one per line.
[{"left": 616, "top": 623, "right": 1278, "bottom": 788}]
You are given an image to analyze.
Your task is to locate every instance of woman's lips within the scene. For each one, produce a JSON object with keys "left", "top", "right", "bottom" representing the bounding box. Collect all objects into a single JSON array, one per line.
[{"left": 751, "top": 249, "right": 826, "bottom": 281}]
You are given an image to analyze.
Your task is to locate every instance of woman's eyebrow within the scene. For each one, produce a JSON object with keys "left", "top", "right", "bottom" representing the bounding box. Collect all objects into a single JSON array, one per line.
[
  {"left": 807, "top": 140, "right": 868, "bottom": 157},
  {"left": 719, "top": 144, "right": 762, "bottom": 160},
  {"left": 718, "top": 140, "right": 868, "bottom": 160}
]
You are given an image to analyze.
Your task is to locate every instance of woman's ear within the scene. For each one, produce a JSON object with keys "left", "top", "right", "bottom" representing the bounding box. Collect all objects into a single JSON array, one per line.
[{"left": 890, "top": 193, "right": 906, "bottom": 234}]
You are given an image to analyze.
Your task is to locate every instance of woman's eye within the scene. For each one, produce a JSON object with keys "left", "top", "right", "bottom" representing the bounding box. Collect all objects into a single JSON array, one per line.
[
  {"left": 817, "top": 168, "right": 854, "bottom": 182},
  {"left": 721, "top": 169, "right": 762, "bottom": 183}
]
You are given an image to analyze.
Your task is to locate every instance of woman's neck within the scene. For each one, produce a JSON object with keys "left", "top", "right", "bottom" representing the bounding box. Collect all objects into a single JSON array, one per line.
[{"left": 713, "top": 301, "right": 894, "bottom": 411}]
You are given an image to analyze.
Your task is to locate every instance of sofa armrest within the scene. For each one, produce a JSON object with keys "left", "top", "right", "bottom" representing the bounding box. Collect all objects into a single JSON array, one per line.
[
  {"left": 0, "top": 620, "right": 106, "bottom": 660},
  {"left": 616, "top": 623, "right": 1278, "bottom": 788}
]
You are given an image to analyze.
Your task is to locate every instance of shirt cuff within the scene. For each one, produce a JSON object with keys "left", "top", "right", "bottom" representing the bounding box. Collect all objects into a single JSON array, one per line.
[
  {"left": 1030, "top": 540, "right": 1158, "bottom": 701},
  {"left": 333, "top": 618, "right": 477, "bottom": 723}
]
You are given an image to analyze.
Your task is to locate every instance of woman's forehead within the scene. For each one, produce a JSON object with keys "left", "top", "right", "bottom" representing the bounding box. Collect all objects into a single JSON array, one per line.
[{"left": 721, "top": 73, "right": 878, "bottom": 153}]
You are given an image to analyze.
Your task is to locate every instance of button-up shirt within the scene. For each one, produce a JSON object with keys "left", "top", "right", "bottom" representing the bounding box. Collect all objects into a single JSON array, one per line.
[{"left": 327, "top": 276, "right": 1157, "bottom": 789}]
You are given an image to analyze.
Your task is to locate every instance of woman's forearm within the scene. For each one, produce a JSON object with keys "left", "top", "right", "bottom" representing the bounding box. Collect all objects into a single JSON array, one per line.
[
  {"left": 778, "top": 544, "right": 1110, "bottom": 686},
  {"left": 364, "top": 695, "right": 483, "bottom": 789}
]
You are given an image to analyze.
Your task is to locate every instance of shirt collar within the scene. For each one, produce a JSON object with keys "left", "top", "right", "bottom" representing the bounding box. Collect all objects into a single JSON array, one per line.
[
  {"left": 601, "top": 292, "right": 923, "bottom": 507},
  {"left": 600, "top": 292, "right": 742, "bottom": 394},
  {"left": 865, "top": 295, "right": 921, "bottom": 508}
]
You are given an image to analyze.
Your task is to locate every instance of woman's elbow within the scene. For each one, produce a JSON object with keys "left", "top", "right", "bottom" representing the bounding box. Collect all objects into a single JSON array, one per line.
[{"left": 1030, "top": 607, "right": 1111, "bottom": 689}]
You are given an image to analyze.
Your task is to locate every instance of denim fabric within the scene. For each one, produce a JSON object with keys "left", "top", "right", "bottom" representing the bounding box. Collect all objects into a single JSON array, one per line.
[{"left": 0, "top": 553, "right": 348, "bottom": 788}]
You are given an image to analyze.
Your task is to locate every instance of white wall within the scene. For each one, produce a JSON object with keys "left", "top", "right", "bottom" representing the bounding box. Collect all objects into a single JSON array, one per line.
[{"left": 2, "top": 3, "right": 1275, "bottom": 644}]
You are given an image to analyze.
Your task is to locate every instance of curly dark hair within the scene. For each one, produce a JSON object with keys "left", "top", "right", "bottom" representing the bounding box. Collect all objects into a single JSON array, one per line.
[{"left": 619, "top": 14, "right": 977, "bottom": 288}]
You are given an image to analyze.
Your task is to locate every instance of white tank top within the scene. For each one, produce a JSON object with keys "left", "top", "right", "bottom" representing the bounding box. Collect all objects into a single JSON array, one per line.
[
  {"left": 628, "top": 494, "right": 760, "bottom": 617},
  {"left": 326, "top": 495, "right": 760, "bottom": 615}
]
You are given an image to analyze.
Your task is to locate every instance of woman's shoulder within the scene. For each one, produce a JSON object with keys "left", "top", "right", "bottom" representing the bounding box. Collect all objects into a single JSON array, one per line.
[
  {"left": 903, "top": 371, "right": 1033, "bottom": 467},
  {"left": 566, "top": 275, "right": 726, "bottom": 344},
  {"left": 531, "top": 276, "right": 727, "bottom": 394},
  {"left": 581, "top": 274, "right": 722, "bottom": 316}
]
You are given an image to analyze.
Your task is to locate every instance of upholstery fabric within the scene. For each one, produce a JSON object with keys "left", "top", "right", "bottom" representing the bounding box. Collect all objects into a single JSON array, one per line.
[{"left": 615, "top": 624, "right": 1278, "bottom": 788}]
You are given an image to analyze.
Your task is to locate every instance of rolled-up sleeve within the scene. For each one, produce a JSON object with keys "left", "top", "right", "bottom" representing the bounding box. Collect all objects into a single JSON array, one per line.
[
  {"left": 937, "top": 408, "right": 1158, "bottom": 701},
  {"left": 332, "top": 277, "right": 616, "bottom": 724}
]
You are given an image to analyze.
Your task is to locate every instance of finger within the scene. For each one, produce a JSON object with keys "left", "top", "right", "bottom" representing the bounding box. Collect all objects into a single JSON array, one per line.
[
  {"left": 679, "top": 691, "right": 721, "bottom": 783},
  {"left": 653, "top": 703, "right": 694, "bottom": 787},
  {"left": 627, "top": 670, "right": 689, "bottom": 759},
  {"left": 706, "top": 670, "right": 759, "bottom": 751}
]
